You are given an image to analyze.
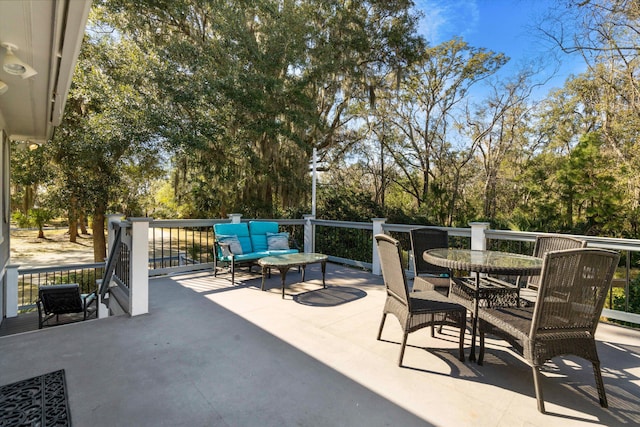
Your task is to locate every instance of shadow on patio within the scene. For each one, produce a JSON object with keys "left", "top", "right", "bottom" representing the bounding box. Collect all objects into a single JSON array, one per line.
[{"left": 1, "top": 263, "right": 639, "bottom": 426}]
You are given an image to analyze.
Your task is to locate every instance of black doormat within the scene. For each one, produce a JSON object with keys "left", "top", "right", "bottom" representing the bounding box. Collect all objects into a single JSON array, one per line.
[{"left": 0, "top": 369, "right": 71, "bottom": 426}]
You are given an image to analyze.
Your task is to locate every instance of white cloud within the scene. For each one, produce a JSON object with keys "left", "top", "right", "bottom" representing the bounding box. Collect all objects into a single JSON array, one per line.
[{"left": 414, "top": 0, "right": 479, "bottom": 44}]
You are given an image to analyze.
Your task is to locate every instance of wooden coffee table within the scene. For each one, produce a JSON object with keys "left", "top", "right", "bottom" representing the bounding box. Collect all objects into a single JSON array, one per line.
[{"left": 257, "top": 253, "right": 328, "bottom": 298}]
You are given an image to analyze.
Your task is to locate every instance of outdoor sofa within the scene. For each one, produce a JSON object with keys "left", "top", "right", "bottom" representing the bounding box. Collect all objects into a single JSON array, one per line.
[{"left": 213, "top": 221, "right": 298, "bottom": 284}]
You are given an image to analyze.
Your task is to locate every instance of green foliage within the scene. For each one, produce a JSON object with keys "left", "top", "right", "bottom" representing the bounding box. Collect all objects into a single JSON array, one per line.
[
  {"left": 318, "top": 185, "right": 384, "bottom": 222},
  {"left": 612, "top": 278, "right": 640, "bottom": 327},
  {"left": 11, "top": 209, "right": 54, "bottom": 231},
  {"left": 92, "top": 0, "right": 424, "bottom": 219},
  {"left": 29, "top": 208, "right": 53, "bottom": 230},
  {"left": 49, "top": 270, "right": 102, "bottom": 294},
  {"left": 51, "top": 27, "right": 164, "bottom": 258},
  {"left": 8, "top": 0, "right": 640, "bottom": 249},
  {"left": 12, "top": 211, "right": 31, "bottom": 228}
]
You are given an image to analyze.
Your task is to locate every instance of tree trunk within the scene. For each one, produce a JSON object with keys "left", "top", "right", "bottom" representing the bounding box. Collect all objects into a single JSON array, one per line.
[
  {"left": 79, "top": 211, "right": 88, "bottom": 235},
  {"left": 566, "top": 190, "right": 574, "bottom": 230},
  {"left": 92, "top": 206, "right": 107, "bottom": 262},
  {"left": 37, "top": 225, "right": 45, "bottom": 239},
  {"left": 23, "top": 186, "right": 34, "bottom": 214},
  {"left": 68, "top": 196, "right": 78, "bottom": 243},
  {"left": 483, "top": 172, "right": 497, "bottom": 219},
  {"left": 69, "top": 218, "right": 78, "bottom": 243}
]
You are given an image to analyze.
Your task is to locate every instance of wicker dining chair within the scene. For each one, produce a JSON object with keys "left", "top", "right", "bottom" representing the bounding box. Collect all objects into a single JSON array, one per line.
[
  {"left": 519, "top": 235, "right": 587, "bottom": 306},
  {"left": 478, "top": 247, "right": 620, "bottom": 413},
  {"left": 410, "top": 227, "right": 451, "bottom": 296},
  {"left": 375, "top": 234, "right": 466, "bottom": 365}
]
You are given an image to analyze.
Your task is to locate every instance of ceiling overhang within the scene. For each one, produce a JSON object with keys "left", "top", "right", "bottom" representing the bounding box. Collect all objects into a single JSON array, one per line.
[{"left": 0, "top": 0, "right": 92, "bottom": 143}]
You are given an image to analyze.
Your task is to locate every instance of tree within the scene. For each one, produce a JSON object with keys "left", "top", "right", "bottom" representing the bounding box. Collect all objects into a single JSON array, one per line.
[
  {"left": 10, "top": 143, "right": 50, "bottom": 216},
  {"left": 54, "top": 32, "right": 162, "bottom": 261},
  {"left": 96, "top": 0, "right": 423, "bottom": 217},
  {"left": 540, "top": 0, "right": 640, "bottom": 235},
  {"left": 375, "top": 38, "right": 506, "bottom": 225},
  {"left": 468, "top": 72, "right": 536, "bottom": 220},
  {"left": 29, "top": 208, "right": 54, "bottom": 239},
  {"left": 555, "top": 132, "right": 622, "bottom": 234}
]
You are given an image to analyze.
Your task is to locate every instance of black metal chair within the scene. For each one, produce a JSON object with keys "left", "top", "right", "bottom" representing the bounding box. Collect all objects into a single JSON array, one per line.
[
  {"left": 37, "top": 284, "right": 98, "bottom": 329},
  {"left": 478, "top": 248, "right": 619, "bottom": 413},
  {"left": 410, "top": 227, "right": 451, "bottom": 295},
  {"left": 375, "top": 234, "right": 466, "bottom": 365}
]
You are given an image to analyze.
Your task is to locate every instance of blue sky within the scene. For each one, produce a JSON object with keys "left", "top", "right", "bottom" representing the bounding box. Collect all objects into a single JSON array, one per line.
[{"left": 413, "top": 0, "right": 586, "bottom": 100}]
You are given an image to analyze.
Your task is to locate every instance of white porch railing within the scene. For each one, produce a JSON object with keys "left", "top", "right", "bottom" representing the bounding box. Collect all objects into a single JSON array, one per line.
[{"left": 3, "top": 215, "right": 640, "bottom": 326}]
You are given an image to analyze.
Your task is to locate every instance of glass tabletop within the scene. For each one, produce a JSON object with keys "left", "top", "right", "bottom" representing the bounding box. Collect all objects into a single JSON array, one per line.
[
  {"left": 423, "top": 248, "right": 543, "bottom": 276},
  {"left": 258, "top": 252, "right": 328, "bottom": 267}
]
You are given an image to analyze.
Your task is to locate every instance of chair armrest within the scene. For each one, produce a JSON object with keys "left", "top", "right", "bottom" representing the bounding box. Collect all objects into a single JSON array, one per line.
[
  {"left": 80, "top": 292, "right": 98, "bottom": 320},
  {"left": 82, "top": 292, "right": 97, "bottom": 306},
  {"left": 36, "top": 297, "right": 44, "bottom": 315}
]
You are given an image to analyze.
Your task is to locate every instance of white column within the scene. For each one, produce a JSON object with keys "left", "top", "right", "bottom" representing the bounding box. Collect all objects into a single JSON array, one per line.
[
  {"left": 5, "top": 264, "right": 19, "bottom": 318},
  {"left": 303, "top": 214, "right": 315, "bottom": 253},
  {"left": 97, "top": 291, "right": 109, "bottom": 319},
  {"left": 371, "top": 218, "right": 387, "bottom": 276},
  {"left": 129, "top": 217, "right": 152, "bottom": 316},
  {"left": 470, "top": 222, "right": 490, "bottom": 251},
  {"left": 228, "top": 213, "right": 242, "bottom": 224}
]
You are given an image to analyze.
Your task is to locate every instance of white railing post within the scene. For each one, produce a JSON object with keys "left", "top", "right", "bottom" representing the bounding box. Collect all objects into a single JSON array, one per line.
[
  {"left": 5, "top": 264, "right": 19, "bottom": 318},
  {"left": 303, "top": 214, "right": 315, "bottom": 253},
  {"left": 371, "top": 218, "right": 387, "bottom": 276},
  {"left": 129, "top": 217, "right": 152, "bottom": 316},
  {"left": 229, "top": 213, "right": 242, "bottom": 224},
  {"left": 470, "top": 222, "right": 490, "bottom": 251}
]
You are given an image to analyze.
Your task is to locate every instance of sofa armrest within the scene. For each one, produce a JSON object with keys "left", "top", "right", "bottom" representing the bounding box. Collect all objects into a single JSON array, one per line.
[{"left": 214, "top": 240, "right": 236, "bottom": 259}]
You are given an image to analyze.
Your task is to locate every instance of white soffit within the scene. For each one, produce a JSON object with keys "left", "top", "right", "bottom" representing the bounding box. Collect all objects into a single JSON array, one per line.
[{"left": 0, "top": 0, "right": 92, "bottom": 143}]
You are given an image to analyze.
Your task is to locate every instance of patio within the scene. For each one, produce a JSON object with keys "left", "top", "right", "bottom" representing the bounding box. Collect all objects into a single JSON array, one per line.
[{"left": 1, "top": 263, "right": 639, "bottom": 426}]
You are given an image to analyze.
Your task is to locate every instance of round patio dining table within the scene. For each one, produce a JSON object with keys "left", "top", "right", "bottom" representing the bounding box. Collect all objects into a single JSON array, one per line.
[{"left": 423, "top": 248, "right": 543, "bottom": 361}]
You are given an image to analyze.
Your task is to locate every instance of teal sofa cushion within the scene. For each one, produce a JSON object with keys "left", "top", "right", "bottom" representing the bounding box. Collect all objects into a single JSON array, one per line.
[
  {"left": 214, "top": 223, "right": 253, "bottom": 254},
  {"left": 248, "top": 221, "right": 279, "bottom": 252}
]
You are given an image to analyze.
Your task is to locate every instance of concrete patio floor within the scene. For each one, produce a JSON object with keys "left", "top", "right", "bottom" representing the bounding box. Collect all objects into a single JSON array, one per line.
[{"left": 1, "top": 264, "right": 639, "bottom": 426}]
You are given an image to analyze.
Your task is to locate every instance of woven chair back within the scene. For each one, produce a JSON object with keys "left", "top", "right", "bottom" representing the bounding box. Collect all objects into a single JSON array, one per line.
[
  {"left": 375, "top": 234, "right": 411, "bottom": 308},
  {"left": 410, "top": 228, "right": 449, "bottom": 277},
  {"left": 527, "top": 235, "right": 587, "bottom": 290},
  {"left": 531, "top": 248, "right": 619, "bottom": 337}
]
